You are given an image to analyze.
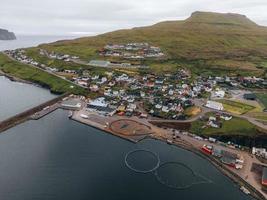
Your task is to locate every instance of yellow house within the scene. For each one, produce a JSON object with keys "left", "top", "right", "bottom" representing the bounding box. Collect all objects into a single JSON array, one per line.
[{"left": 117, "top": 105, "right": 126, "bottom": 112}]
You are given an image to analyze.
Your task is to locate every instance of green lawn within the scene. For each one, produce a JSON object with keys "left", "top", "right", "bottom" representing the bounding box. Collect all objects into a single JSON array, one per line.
[
  {"left": 256, "top": 93, "right": 267, "bottom": 108},
  {"left": 217, "top": 99, "right": 255, "bottom": 115},
  {"left": 30, "top": 11, "right": 267, "bottom": 78},
  {"left": 0, "top": 53, "right": 87, "bottom": 95},
  {"left": 190, "top": 116, "right": 259, "bottom": 137},
  {"left": 25, "top": 48, "right": 90, "bottom": 70}
]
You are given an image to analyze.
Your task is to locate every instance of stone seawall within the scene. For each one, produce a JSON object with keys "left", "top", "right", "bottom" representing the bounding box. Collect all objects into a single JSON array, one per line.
[{"left": 0, "top": 93, "right": 69, "bottom": 133}]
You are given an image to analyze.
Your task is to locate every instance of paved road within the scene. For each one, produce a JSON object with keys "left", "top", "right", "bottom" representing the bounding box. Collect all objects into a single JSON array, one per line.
[
  {"left": 5, "top": 52, "right": 267, "bottom": 130},
  {"left": 150, "top": 98, "right": 267, "bottom": 131},
  {"left": 177, "top": 131, "right": 267, "bottom": 199},
  {"left": 3, "top": 52, "right": 88, "bottom": 89}
]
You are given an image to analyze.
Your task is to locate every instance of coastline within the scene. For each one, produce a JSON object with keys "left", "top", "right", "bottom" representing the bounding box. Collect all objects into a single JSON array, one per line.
[
  {"left": 0, "top": 70, "right": 32, "bottom": 85},
  {"left": 0, "top": 70, "right": 63, "bottom": 95},
  {"left": 70, "top": 109, "right": 266, "bottom": 200},
  {"left": 0, "top": 68, "right": 265, "bottom": 199},
  {"left": 0, "top": 90, "right": 265, "bottom": 199}
]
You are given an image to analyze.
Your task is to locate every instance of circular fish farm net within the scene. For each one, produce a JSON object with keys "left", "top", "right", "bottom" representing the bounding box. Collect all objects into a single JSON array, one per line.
[
  {"left": 125, "top": 149, "right": 160, "bottom": 173},
  {"left": 110, "top": 119, "right": 152, "bottom": 136},
  {"left": 154, "top": 162, "right": 212, "bottom": 190}
]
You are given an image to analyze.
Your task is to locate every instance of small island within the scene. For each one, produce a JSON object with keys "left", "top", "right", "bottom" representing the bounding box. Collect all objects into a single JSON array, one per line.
[{"left": 0, "top": 28, "right": 16, "bottom": 40}]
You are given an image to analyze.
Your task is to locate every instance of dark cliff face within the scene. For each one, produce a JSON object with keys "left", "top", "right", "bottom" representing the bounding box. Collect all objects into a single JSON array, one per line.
[{"left": 0, "top": 29, "right": 16, "bottom": 40}]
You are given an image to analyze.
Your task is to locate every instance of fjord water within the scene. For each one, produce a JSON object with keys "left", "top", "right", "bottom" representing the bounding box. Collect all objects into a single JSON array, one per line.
[
  {"left": 0, "top": 110, "right": 253, "bottom": 200},
  {"left": 0, "top": 36, "right": 254, "bottom": 200},
  {"left": 0, "top": 76, "right": 56, "bottom": 121},
  {"left": 0, "top": 35, "right": 77, "bottom": 51}
]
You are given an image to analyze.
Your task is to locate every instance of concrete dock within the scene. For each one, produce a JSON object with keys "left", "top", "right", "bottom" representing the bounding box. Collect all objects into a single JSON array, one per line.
[
  {"left": 0, "top": 93, "right": 68, "bottom": 133},
  {"left": 30, "top": 103, "right": 60, "bottom": 120}
]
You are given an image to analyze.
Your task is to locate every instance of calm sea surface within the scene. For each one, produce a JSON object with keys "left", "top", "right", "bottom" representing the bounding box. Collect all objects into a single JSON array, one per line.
[
  {"left": 0, "top": 36, "right": 255, "bottom": 200},
  {"left": 0, "top": 109, "right": 254, "bottom": 200},
  {"left": 0, "top": 35, "right": 76, "bottom": 120},
  {"left": 0, "top": 76, "right": 56, "bottom": 121},
  {"left": 0, "top": 35, "right": 77, "bottom": 51}
]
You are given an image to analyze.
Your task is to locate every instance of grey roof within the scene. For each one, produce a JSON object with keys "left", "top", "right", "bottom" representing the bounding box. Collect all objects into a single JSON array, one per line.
[
  {"left": 89, "top": 60, "right": 110, "bottom": 67},
  {"left": 62, "top": 99, "right": 80, "bottom": 106}
]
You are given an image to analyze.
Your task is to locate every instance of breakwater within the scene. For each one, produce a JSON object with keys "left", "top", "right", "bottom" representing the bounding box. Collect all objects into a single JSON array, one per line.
[{"left": 0, "top": 93, "right": 68, "bottom": 133}]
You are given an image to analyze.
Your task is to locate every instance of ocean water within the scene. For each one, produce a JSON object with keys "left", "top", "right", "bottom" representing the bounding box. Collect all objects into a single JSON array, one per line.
[
  {"left": 0, "top": 76, "right": 56, "bottom": 121},
  {"left": 0, "top": 109, "right": 254, "bottom": 200},
  {"left": 0, "top": 35, "right": 256, "bottom": 200},
  {"left": 0, "top": 34, "right": 74, "bottom": 120},
  {"left": 0, "top": 35, "right": 77, "bottom": 51}
]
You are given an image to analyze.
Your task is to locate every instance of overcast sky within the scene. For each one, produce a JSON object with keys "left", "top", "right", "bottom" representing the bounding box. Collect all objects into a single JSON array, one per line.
[{"left": 1, "top": 0, "right": 267, "bottom": 36}]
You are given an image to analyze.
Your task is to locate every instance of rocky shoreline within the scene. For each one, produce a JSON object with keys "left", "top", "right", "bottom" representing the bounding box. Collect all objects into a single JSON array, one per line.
[
  {"left": 0, "top": 70, "right": 61, "bottom": 95},
  {"left": 0, "top": 70, "right": 33, "bottom": 85}
]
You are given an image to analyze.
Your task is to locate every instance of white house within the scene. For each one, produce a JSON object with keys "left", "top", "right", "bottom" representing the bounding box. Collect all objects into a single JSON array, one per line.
[
  {"left": 252, "top": 147, "right": 267, "bottom": 159},
  {"left": 162, "top": 106, "right": 170, "bottom": 113},
  {"left": 88, "top": 97, "right": 108, "bottom": 108},
  {"left": 205, "top": 101, "right": 224, "bottom": 111},
  {"left": 89, "top": 60, "right": 111, "bottom": 68},
  {"left": 212, "top": 90, "right": 225, "bottom": 98}
]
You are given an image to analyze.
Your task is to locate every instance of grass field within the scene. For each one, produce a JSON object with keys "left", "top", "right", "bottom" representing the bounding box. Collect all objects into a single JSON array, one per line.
[
  {"left": 217, "top": 99, "right": 255, "bottom": 115},
  {"left": 247, "top": 112, "right": 267, "bottom": 121},
  {"left": 0, "top": 53, "right": 87, "bottom": 95},
  {"left": 190, "top": 115, "right": 259, "bottom": 136},
  {"left": 34, "top": 11, "right": 267, "bottom": 77},
  {"left": 25, "top": 48, "right": 90, "bottom": 70},
  {"left": 184, "top": 106, "right": 202, "bottom": 118},
  {"left": 256, "top": 93, "right": 267, "bottom": 108}
]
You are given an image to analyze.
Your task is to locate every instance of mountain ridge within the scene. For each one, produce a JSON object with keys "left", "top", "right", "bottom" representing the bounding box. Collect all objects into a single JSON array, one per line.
[{"left": 38, "top": 11, "right": 267, "bottom": 76}]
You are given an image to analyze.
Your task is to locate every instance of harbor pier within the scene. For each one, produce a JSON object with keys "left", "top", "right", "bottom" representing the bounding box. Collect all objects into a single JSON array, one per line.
[{"left": 0, "top": 93, "right": 69, "bottom": 133}]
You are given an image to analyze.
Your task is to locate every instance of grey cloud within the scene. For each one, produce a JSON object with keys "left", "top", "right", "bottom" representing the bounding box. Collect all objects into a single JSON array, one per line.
[{"left": 1, "top": 0, "right": 267, "bottom": 36}]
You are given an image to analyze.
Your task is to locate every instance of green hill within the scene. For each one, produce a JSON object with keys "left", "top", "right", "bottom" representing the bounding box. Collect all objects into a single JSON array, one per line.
[{"left": 39, "top": 11, "right": 267, "bottom": 76}]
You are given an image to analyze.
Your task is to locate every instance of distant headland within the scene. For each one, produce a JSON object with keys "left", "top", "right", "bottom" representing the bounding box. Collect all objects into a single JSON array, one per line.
[{"left": 0, "top": 28, "right": 16, "bottom": 40}]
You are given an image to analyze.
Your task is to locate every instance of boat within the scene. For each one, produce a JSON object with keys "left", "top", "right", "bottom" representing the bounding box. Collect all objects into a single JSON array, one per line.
[
  {"left": 240, "top": 186, "right": 250, "bottom": 195},
  {"left": 68, "top": 111, "right": 73, "bottom": 118}
]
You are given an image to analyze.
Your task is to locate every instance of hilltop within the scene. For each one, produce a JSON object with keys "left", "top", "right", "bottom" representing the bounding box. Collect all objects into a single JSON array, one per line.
[
  {"left": 0, "top": 29, "right": 16, "bottom": 40},
  {"left": 38, "top": 11, "right": 267, "bottom": 76}
]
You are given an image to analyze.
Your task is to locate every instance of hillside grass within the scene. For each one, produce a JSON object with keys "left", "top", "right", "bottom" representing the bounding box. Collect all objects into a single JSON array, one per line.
[
  {"left": 217, "top": 99, "right": 255, "bottom": 115},
  {"left": 25, "top": 48, "right": 90, "bottom": 70},
  {"left": 190, "top": 116, "right": 259, "bottom": 136},
  {"left": 256, "top": 93, "right": 267, "bottom": 108},
  {"left": 34, "top": 12, "right": 267, "bottom": 77},
  {"left": 184, "top": 106, "right": 202, "bottom": 117},
  {"left": 247, "top": 112, "right": 267, "bottom": 121},
  {"left": 0, "top": 53, "right": 87, "bottom": 95}
]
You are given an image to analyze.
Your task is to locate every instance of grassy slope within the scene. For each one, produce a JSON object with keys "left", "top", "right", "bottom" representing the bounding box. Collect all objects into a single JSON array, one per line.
[
  {"left": 256, "top": 93, "right": 267, "bottom": 108},
  {"left": 217, "top": 99, "right": 255, "bottom": 115},
  {"left": 25, "top": 48, "right": 90, "bottom": 70},
  {"left": 0, "top": 53, "right": 87, "bottom": 95},
  {"left": 190, "top": 116, "right": 259, "bottom": 137},
  {"left": 38, "top": 11, "right": 267, "bottom": 76}
]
